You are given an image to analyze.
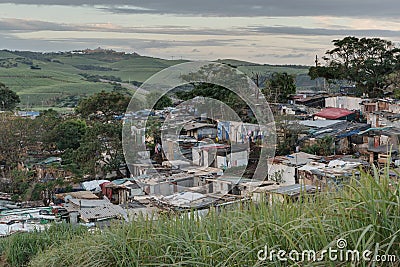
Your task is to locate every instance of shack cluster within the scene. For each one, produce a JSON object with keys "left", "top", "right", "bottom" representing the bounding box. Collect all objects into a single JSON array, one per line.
[{"left": 1, "top": 93, "right": 400, "bottom": 236}]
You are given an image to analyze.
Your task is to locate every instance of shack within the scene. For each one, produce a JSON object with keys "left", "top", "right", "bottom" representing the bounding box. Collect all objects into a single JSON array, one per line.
[
  {"left": 267, "top": 184, "right": 318, "bottom": 203},
  {"left": 182, "top": 123, "right": 217, "bottom": 140},
  {"left": 314, "top": 107, "right": 356, "bottom": 121}
]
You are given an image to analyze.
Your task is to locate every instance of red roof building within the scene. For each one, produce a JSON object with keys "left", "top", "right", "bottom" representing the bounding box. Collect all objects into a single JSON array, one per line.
[{"left": 314, "top": 107, "right": 355, "bottom": 120}]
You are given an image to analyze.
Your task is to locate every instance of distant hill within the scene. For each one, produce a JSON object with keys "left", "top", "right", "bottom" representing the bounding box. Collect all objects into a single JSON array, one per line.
[
  {"left": 0, "top": 49, "right": 313, "bottom": 109},
  {"left": 215, "top": 58, "right": 309, "bottom": 76}
]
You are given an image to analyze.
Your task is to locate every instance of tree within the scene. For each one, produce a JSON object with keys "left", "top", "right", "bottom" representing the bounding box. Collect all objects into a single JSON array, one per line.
[
  {"left": 40, "top": 108, "right": 59, "bottom": 118},
  {"left": 309, "top": 36, "right": 400, "bottom": 97},
  {"left": 263, "top": 72, "right": 296, "bottom": 103},
  {"left": 0, "top": 83, "right": 20, "bottom": 110},
  {"left": 76, "top": 91, "right": 130, "bottom": 121},
  {"left": 35, "top": 109, "right": 60, "bottom": 152},
  {"left": 0, "top": 111, "right": 61, "bottom": 176},
  {"left": 66, "top": 122, "right": 125, "bottom": 178},
  {"left": 274, "top": 115, "right": 306, "bottom": 155},
  {"left": 49, "top": 119, "right": 87, "bottom": 150},
  {"left": 112, "top": 83, "right": 132, "bottom": 96},
  {"left": 176, "top": 83, "right": 250, "bottom": 121},
  {"left": 4, "top": 169, "right": 34, "bottom": 201},
  {"left": 145, "top": 116, "right": 162, "bottom": 144},
  {"left": 70, "top": 91, "right": 130, "bottom": 178},
  {"left": 146, "top": 91, "right": 173, "bottom": 110},
  {"left": 384, "top": 70, "right": 400, "bottom": 97},
  {"left": 177, "top": 63, "right": 256, "bottom": 122},
  {"left": 0, "top": 114, "right": 36, "bottom": 168},
  {"left": 302, "top": 136, "right": 334, "bottom": 156}
]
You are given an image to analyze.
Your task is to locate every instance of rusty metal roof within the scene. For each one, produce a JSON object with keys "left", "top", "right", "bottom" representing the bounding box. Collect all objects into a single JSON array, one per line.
[{"left": 314, "top": 107, "right": 354, "bottom": 120}]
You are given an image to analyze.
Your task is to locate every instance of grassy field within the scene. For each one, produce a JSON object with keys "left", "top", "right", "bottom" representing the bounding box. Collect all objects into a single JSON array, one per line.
[
  {"left": 0, "top": 50, "right": 311, "bottom": 108},
  {"left": 0, "top": 50, "right": 19, "bottom": 59},
  {"left": 0, "top": 57, "right": 115, "bottom": 107},
  {"left": 215, "top": 59, "right": 309, "bottom": 76},
  {"left": 0, "top": 167, "right": 398, "bottom": 266}
]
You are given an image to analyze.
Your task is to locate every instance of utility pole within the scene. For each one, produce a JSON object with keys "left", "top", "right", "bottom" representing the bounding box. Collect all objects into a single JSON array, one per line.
[
  {"left": 252, "top": 72, "right": 268, "bottom": 100},
  {"left": 252, "top": 72, "right": 260, "bottom": 100},
  {"left": 1, "top": 101, "right": 4, "bottom": 123},
  {"left": 315, "top": 55, "right": 319, "bottom": 89}
]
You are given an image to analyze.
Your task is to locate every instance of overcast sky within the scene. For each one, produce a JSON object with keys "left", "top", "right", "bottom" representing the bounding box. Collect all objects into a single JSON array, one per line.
[{"left": 0, "top": 1, "right": 400, "bottom": 64}]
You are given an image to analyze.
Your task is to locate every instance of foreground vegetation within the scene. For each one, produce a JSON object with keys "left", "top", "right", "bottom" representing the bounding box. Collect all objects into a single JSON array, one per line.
[
  {"left": 0, "top": 168, "right": 398, "bottom": 266},
  {"left": 0, "top": 224, "right": 87, "bottom": 266}
]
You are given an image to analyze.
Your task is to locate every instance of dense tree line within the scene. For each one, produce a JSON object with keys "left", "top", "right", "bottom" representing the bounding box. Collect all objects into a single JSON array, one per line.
[
  {"left": 0, "top": 90, "right": 131, "bottom": 202},
  {"left": 309, "top": 36, "right": 400, "bottom": 97}
]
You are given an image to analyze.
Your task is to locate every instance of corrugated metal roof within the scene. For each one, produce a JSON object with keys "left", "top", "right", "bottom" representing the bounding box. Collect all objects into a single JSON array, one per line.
[
  {"left": 65, "top": 198, "right": 128, "bottom": 222},
  {"left": 57, "top": 191, "right": 99, "bottom": 200},
  {"left": 112, "top": 179, "right": 129, "bottom": 185},
  {"left": 79, "top": 205, "right": 128, "bottom": 222},
  {"left": 309, "top": 121, "right": 369, "bottom": 139},
  {"left": 269, "top": 184, "right": 316, "bottom": 196},
  {"left": 159, "top": 192, "right": 221, "bottom": 209},
  {"left": 276, "top": 152, "right": 321, "bottom": 166},
  {"left": 336, "top": 129, "right": 361, "bottom": 138},
  {"left": 183, "top": 123, "right": 215, "bottom": 131},
  {"left": 214, "top": 176, "right": 254, "bottom": 184},
  {"left": 299, "top": 120, "right": 343, "bottom": 128},
  {"left": 314, "top": 108, "right": 354, "bottom": 120},
  {"left": 68, "top": 198, "right": 110, "bottom": 208}
]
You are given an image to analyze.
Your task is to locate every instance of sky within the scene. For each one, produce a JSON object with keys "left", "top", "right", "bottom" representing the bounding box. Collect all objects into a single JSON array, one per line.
[{"left": 0, "top": 0, "right": 400, "bottom": 65}]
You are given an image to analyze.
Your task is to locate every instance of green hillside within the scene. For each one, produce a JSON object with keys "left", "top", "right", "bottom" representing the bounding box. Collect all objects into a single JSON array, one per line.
[
  {"left": 0, "top": 49, "right": 311, "bottom": 108},
  {"left": 0, "top": 50, "right": 19, "bottom": 59},
  {"left": 215, "top": 58, "right": 309, "bottom": 76}
]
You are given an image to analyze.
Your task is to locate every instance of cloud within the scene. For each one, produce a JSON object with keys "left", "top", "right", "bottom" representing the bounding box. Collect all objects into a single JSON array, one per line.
[
  {"left": 0, "top": 0, "right": 399, "bottom": 18},
  {"left": 0, "top": 30, "right": 246, "bottom": 52},
  {"left": 245, "top": 26, "right": 400, "bottom": 38},
  {"left": 0, "top": 33, "right": 85, "bottom": 51},
  {"left": 271, "top": 53, "right": 310, "bottom": 58},
  {"left": 0, "top": 18, "right": 239, "bottom": 36},
  {"left": 0, "top": 18, "right": 74, "bottom": 32},
  {"left": 4, "top": 18, "right": 398, "bottom": 43}
]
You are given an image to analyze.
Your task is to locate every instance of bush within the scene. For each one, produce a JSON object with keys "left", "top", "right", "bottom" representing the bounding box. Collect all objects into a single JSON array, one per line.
[{"left": 302, "top": 136, "right": 334, "bottom": 156}]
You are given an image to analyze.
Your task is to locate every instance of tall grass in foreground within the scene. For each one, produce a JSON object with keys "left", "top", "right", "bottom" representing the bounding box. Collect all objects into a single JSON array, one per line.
[
  {"left": 5, "top": 168, "right": 400, "bottom": 267},
  {"left": 0, "top": 223, "right": 87, "bottom": 267}
]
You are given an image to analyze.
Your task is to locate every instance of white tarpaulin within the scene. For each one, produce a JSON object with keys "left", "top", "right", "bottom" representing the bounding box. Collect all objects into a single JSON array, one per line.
[{"left": 81, "top": 180, "right": 110, "bottom": 192}]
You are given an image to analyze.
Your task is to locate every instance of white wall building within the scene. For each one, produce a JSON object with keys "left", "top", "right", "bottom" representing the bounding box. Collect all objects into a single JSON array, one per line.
[{"left": 325, "top": 96, "right": 362, "bottom": 110}]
